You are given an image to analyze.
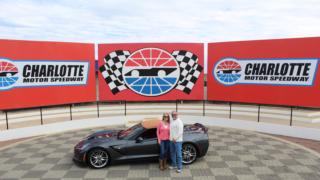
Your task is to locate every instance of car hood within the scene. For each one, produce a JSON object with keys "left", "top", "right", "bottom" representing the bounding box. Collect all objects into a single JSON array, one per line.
[{"left": 86, "top": 129, "right": 121, "bottom": 140}]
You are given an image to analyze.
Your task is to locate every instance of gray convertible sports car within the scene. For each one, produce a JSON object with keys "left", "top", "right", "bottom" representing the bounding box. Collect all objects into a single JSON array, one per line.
[{"left": 73, "top": 121, "right": 209, "bottom": 169}]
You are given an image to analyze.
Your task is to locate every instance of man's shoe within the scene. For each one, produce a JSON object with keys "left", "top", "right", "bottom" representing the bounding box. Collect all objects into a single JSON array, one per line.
[
  {"left": 176, "top": 169, "right": 182, "bottom": 173},
  {"left": 169, "top": 166, "right": 176, "bottom": 170}
]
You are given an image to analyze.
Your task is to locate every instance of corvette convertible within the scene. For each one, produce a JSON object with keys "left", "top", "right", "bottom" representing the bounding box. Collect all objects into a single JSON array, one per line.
[{"left": 73, "top": 120, "right": 209, "bottom": 169}]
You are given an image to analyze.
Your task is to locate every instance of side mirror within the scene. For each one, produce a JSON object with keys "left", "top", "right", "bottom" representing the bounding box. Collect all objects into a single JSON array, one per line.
[{"left": 136, "top": 137, "right": 143, "bottom": 143}]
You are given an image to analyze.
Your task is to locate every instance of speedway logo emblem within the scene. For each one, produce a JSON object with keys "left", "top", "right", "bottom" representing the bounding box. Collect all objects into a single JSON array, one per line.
[
  {"left": 215, "top": 59, "right": 242, "bottom": 85},
  {"left": 0, "top": 58, "right": 89, "bottom": 90},
  {"left": 213, "top": 58, "right": 318, "bottom": 86},
  {"left": 99, "top": 48, "right": 203, "bottom": 96},
  {"left": 0, "top": 60, "right": 19, "bottom": 88}
]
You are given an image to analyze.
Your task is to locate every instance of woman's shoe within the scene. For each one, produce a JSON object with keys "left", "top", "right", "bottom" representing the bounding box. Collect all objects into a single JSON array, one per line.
[{"left": 159, "top": 160, "right": 164, "bottom": 171}]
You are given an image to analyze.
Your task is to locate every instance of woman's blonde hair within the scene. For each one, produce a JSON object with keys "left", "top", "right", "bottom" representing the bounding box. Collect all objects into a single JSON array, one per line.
[{"left": 162, "top": 113, "right": 170, "bottom": 122}]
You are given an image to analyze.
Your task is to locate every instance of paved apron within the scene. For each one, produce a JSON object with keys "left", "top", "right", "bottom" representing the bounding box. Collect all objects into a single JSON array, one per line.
[{"left": 0, "top": 126, "right": 319, "bottom": 180}]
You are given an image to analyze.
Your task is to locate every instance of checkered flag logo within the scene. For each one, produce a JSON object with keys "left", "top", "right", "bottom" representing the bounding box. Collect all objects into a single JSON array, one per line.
[
  {"left": 99, "top": 49, "right": 203, "bottom": 95},
  {"left": 172, "top": 50, "right": 203, "bottom": 94},
  {"left": 99, "top": 50, "right": 130, "bottom": 94}
]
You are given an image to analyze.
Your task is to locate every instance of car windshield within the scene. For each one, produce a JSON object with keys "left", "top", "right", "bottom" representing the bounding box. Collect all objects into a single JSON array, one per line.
[{"left": 118, "top": 123, "right": 142, "bottom": 139}]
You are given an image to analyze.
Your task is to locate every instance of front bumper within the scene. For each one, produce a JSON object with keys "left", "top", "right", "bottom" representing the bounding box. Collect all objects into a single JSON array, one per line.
[{"left": 73, "top": 148, "right": 87, "bottom": 163}]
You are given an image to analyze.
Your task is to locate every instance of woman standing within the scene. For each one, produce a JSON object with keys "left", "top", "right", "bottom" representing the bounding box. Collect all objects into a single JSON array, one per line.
[{"left": 157, "top": 113, "right": 170, "bottom": 170}]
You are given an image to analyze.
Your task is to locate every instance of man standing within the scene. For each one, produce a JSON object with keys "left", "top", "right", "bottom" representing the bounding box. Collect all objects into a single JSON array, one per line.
[{"left": 169, "top": 111, "right": 184, "bottom": 173}]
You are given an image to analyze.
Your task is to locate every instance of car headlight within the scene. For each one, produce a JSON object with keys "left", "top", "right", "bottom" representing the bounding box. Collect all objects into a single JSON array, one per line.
[{"left": 79, "top": 143, "right": 89, "bottom": 150}]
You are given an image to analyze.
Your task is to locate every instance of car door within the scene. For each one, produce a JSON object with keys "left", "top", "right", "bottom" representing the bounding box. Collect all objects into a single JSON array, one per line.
[{"left": 119, "top": 128, "right": 159, "bottom": 159}]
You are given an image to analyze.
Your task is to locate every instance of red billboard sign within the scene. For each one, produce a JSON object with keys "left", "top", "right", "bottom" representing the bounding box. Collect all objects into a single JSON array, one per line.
[
  {"left": 98, "top": 43, "right": 204, "bottom": 101},
  {"left": 208, "top": 37, "right": 320, "bottom": 107},
  {"left": 0, "top": 39, "right": 96, "bottom": 110}
]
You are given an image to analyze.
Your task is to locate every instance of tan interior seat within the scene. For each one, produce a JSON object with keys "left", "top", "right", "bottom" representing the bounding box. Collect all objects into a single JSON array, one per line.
[{"left": 141, "top": 118, "right": 161, "bottom": 129}]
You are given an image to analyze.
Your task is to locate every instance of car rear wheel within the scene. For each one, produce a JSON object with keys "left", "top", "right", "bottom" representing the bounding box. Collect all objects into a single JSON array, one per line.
[
  {"left": 87, "top": 149, "right": 109, "bottom": 169},
  {"left": 182, "top": 143, "right": 197, "bottom": 164}
]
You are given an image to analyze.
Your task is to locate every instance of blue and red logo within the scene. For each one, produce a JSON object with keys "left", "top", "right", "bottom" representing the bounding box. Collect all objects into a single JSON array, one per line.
[
  {"left": 0, "top": 59, "right": 19, "bottom": 89},
  {"left": 122, "top": 48, "right": 180, "bottom": 96},
  {"left": 214, "top": 58, "right": 242, "bottom": 85}
]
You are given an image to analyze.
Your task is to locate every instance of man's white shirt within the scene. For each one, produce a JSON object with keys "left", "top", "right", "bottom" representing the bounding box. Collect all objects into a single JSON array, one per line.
[{"left": 170, "top": 118, "right": 184, "bottom": 142}]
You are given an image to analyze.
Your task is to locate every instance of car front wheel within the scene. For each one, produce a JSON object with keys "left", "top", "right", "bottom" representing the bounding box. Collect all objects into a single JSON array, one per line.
[
  {"left": 87, "top": 149, "right": 109, "bottom": 169},
  {"left": 182, "top": 143, "right": 197, "bottom": 164}
]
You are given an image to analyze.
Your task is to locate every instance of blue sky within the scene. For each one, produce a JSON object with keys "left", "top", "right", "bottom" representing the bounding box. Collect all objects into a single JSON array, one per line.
[{"left": 0, "top": 0, "right": 319, "bottom": 71}]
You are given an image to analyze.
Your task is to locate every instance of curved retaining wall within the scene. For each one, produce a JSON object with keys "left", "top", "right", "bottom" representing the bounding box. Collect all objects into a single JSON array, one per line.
[
  {"left": 0, "top": 114, "right": 320, "bottom": 142},
  {"left": 1, "top": 102, "right": 320, "bottom": 129},
  {"left": 0, "top": 101, "right": 320, "bottom": 141}
]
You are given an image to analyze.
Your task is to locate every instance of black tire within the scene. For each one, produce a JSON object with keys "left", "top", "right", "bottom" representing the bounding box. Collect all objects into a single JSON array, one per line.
[
  {"left": 87, "top": 148, "right": 110, "bottom": 169},
  {"left": 182, "top": 143, "right": 197, "bottom": 165}
]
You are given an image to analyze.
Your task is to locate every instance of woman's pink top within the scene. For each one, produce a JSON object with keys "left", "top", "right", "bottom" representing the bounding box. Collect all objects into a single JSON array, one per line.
[{"left": 157, "top": 121, "right": 170, "bottom": 142}]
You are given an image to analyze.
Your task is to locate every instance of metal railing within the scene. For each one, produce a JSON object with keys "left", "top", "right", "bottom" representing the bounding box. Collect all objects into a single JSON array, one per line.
[{"left": 0, "top": 100, "right": 319, "bottom": 130}]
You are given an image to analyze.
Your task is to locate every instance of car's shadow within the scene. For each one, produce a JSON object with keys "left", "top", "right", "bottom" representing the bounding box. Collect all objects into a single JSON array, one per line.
[
  {"left": 73, "top": 157, "right": 205, "bottom": 169},
  {"left": 72, "top": 159, "right": 88, "bottom": 168},
  {"left": 111, "top": 158, "right": 158, "bottom": 166},
  {"left": 72, "top": 157, "right": 158, "bottom": 169}
]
